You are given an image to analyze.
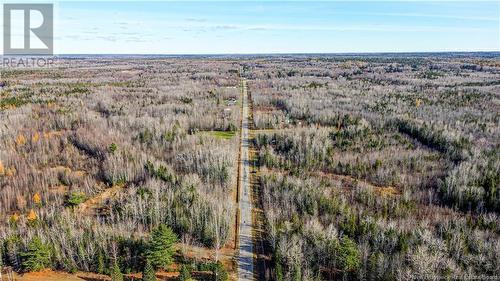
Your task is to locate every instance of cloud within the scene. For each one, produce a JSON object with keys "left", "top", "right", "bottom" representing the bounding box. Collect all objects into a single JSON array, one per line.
[
  {"left": 247, "top": 27, "right": 268, "bottom": 31},
  {"left": 124, "top": 36, "right": 148, "bottom": 43},
  {"left": 96, "top": 35, "right": 118, "bottom": 42},
  {"left": 179, "top": 23, "right": 491, "bottom": 33},
  {"left": 186, "top": 18, "right": 207, "bottom": 23},
  {"left": 355, "top": 12, "right": 499, "bottom": 22},
  {"left": 212, "top": 25, "right": 239, "bottom": 30}
]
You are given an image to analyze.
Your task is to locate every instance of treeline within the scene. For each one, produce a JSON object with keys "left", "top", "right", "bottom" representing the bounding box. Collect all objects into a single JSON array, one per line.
[
  {"left": 393, "top": 118, "right": 471, "bottom": 162},
  {"left": 0, "top": 221, "right": 228, "bottom": 280}
]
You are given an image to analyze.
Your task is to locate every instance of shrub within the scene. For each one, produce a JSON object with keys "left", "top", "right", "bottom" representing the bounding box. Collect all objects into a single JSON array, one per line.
[
  {"left": 109, "top": 143, "right": 118, "bottom": 154},
  {"left": 65, "top": 192, "right": 87, "bottom": 207},
  {"left": 145, "top": 161, "right": 176, "bottom": 184}
]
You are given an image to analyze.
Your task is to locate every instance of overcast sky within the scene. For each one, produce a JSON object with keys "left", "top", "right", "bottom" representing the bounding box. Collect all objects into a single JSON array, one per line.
[{"left": 3, "top": 1, "right": 500, "bottom": 54}]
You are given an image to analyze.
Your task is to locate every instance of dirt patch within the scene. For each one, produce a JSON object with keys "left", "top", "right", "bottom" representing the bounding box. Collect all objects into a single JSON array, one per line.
[
  {"left": 77, "top": 184, "right": 125, "bottom": 215},
  {"left": 14, "top": 270, "right": 85, "bottom": 281},
  {"left": 48, "top": 184, "right": 69, "bottom": 195},
  {"left": 374, "top": 186, "right": 400, "bottom": 197}
]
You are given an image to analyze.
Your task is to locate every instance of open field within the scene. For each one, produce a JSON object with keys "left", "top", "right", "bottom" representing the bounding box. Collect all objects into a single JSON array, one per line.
[{"left": 0, "top": 53, "right": 499, "bottom": 281}]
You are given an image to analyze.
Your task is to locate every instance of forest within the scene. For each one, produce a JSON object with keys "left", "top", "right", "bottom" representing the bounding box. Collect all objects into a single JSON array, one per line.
[
  {"left": 248, "top": 54, "right": 499, "bottom": 280},
  {"left": 0, "top": 59, "right": 239, "bottom": 280},
  {"left": 0, "top": 54, "right": 499, "bottom": 280}
]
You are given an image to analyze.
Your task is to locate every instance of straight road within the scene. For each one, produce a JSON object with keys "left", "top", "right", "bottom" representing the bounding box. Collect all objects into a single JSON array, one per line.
[{"left": 237, "top": 78, "right": 255, "bottom": 281}]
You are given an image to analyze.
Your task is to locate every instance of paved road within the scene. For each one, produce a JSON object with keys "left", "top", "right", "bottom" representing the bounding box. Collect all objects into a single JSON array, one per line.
[{"left": 237, "top": 79, "right": 255, "bottom": 281}]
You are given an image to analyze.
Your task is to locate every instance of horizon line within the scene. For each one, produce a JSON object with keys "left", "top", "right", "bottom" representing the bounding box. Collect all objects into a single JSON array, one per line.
[{"left": 3, "top": 50, "right": 499, "bottom": 57}]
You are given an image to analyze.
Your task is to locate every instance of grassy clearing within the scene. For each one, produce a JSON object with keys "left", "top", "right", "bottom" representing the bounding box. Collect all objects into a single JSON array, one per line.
[{"left": 208, "top": 130, "right": 237, "bottom": 140}]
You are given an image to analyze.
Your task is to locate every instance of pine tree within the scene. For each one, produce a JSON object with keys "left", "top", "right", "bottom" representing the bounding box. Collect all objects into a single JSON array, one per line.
[
  {"left": 5, "top": 236, "right": 21, "bottom": 270},
  {"left": 142, "top": 259, "right": 156, "bottom": 281},
  {"left": 276, "top": 262, "right": 283, "bottom": 281},
  {"left": 275, "top": 252, "right": 284, "bottom": 281},
  {"left": 367, "top": 251, "right": 380, "bottom": 280},
  {"left": 0, "top": 240, "right": 3, "bottom": 281},
  {"left": 178, "top": 264, "right": 191, "bottom": 281},
  {"left": 110, "top": 261, "right": 123, "bottom": 281},
  {"left": 21, "top": 237, "right": 51, "bottom": 272},
  {"left": 0, "top": 240, "right": 3, "bottom": 268},
  {"left": 145, "top": 224, "right": 178, "bottom": 270},
  {"left": 212, "top": 262, "right": 228, "bottom": 281},
  {"left": 293, "top": 263, "right": 301, "bottom": 281},
  {"left": 97, "top": 251, "right": 105, "bottom": 274},
  {"left": 338, "top": 237, "right": 361, "bottom": 272}
]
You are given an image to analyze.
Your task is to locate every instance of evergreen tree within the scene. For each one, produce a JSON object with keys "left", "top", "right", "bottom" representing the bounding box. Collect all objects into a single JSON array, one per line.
[
  {"left": 276, "top": 262, "right": 283, "bottom": 281},
  {"left": 293, "top": 263, "right": 301, "bottom": 281},
  {"left": 0, "top": 240, "right": 3, "bottom": 268},
  {"left": 5, "top": 236, "right": 21, "bottom": 270},
  {"left": 111, "top": 261, "right": 123, "bottom": 281},
  {"left": 178, "top": 264, "right": 191, "bottom": 281},
  {"left": 20, "top": 237, "right": 51, "bottom": 272},
  {"left": 97, "top": 251, "right": 106, "bottom": 274},
  {"left": 275, "top": 253, "right": 284, "bottom": 281},
  {"left": 145, "top": 224, "right": 178, "bottom": 270},
  {"left": 142, "top": 259, "right": 156, "bottom": 281},
  {"left": 212, "top": 262, "right": 228, "bottom": 281},
  {"left": 367, "top": 251, "right": 380, "bottom": 280},
  {"left": 338, "top": 237, "right": 361, "bottom": 272}
]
